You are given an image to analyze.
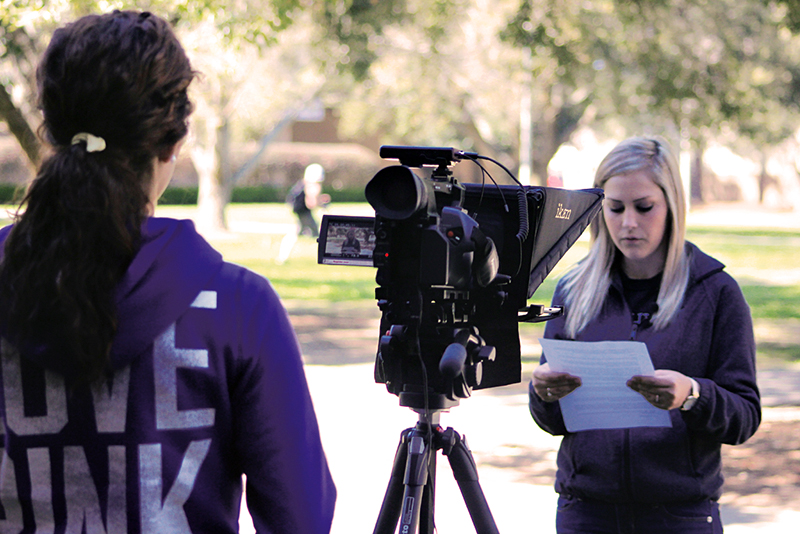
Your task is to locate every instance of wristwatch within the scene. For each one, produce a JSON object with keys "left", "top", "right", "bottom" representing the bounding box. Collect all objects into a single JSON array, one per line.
[{"left": 681, "top": 378, "right": 700, "bottom": 411}]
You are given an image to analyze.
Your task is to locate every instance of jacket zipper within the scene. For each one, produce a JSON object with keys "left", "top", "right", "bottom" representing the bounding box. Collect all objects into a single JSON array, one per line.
[
  {"left": 623, "top": 429, "right": 632, "bottom": 501},
  {"left": 625, "top": 313, "right": 640, "bottom": 498}
]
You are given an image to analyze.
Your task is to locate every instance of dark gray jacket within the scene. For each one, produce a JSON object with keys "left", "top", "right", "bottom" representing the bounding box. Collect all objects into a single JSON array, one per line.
[{"left": 529, "top": 242, "right": 760, "bottom": 503}]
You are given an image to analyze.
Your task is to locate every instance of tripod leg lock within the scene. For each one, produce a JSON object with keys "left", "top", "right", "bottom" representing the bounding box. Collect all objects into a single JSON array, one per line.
[
  {"left": 404, "top": 435, "right": 431, "bottom": 486},
  {"left": 440, "top": 428, "right": 480, "bottom": 482}
]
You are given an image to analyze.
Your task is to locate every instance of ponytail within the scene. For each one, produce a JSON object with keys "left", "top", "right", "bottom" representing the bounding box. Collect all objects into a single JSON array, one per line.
[{"left": 0, "top": 11, "right": 194, "bottom": 384}]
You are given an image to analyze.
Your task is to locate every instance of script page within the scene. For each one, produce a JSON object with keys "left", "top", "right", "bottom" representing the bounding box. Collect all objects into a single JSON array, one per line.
[{"left": 539, "top": 338, "right": 672, "bottom": 432}]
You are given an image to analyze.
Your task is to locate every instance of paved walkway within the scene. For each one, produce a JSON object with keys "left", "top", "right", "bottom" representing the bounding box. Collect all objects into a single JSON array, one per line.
[{"left": 302, "top": 366, "right": 800, "bottom": 534}]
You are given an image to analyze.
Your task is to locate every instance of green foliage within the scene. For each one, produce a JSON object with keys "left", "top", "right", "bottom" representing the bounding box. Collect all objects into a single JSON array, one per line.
[
  {"left": 772, "top": 0, "right": 800, "bottom": 33},
  {"left": 171, "top": 0, "right": 303, "bottom": 45},
  {"left": 5, "top": 0, "right": 800, "bottom": 221},
  {"left": 500, "top": 0, "right": 800, "bottom": 151},
  {"left": 312, "top": 0, "right": 410, "bottom": 80}
]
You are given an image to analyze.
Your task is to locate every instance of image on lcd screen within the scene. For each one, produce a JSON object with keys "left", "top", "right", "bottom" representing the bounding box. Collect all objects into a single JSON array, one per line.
[{"left": 319, "top": 216, "right": 376, "bottom": 266}]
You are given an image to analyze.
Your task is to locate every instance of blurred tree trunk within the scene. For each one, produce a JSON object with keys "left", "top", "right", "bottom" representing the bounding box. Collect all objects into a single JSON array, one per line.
[
  {"left": 0, "top": 82, "right": 40, "bottom": 171},
  {"left": 758, "top": 152, "right": 769, "bottom": 204},
  {"left": 531, "top": 84, "right": 590, "bottom": 186},
  {"left": 690, "top": 147, "right": 704, "bottom": 205},
  {"left": 191, "top": 91, "right": 233, "bottom": 234}
]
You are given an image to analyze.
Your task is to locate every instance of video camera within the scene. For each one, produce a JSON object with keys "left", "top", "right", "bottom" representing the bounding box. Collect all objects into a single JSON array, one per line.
[{"left": 318, "top": 146, "right": 603, "bottom": 410}]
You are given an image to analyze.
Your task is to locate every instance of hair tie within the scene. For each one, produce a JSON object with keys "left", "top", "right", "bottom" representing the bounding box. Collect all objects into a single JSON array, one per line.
[{"left": 71, "top": 132, "right": 106, "bottom": 153}]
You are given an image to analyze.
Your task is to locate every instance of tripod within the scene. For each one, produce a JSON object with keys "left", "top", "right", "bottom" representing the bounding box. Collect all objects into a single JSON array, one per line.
[{"left": 372, "top": 393, "right": 499, "bottom": 534}]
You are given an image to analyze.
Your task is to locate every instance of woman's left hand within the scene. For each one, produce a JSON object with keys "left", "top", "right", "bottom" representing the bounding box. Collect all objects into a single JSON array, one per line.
[{"left": 627, "top": 370, "right": 693, "bottom": 410}]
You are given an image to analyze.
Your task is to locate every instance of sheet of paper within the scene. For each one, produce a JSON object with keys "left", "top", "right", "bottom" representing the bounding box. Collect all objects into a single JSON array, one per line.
[{"left": 538, "top": 338, "right": 672, "bottom": 432}]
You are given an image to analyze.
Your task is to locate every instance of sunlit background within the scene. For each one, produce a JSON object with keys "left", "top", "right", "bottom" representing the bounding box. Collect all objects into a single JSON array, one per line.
[{"left": 3, "top": 1, "right": 800, "bottom": 532}]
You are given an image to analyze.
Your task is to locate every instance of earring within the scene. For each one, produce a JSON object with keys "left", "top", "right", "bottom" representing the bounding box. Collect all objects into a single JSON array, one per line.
[{"left": 170, "top": 155, "right": 177, "bottom": 163}]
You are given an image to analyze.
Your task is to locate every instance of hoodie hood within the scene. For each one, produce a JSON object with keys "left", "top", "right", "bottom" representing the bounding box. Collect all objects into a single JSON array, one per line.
[
  {"left": 0, "top": 218, "right": 224, "bottom": 376},
  {"left": 110, "top": 218, "right": 224, "bottom": 369},
  {"left": 684, "top": 241, "right": 725, "bottom": 286}
]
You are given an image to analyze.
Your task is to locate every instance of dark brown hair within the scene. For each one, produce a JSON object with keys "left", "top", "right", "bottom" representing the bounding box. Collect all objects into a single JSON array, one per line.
[{"left": 0, "top": 11, "right": 195, "bottom": 383}]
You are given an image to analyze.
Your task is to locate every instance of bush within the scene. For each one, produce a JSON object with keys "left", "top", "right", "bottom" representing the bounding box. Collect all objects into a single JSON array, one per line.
[
  {"left": 1, "top": 182, "right": 366, "bottom": 206},
  {"left": 324, "top": 186, "right": 367, "bottom": 203},
  {"left": 0, "top": 184, "right": 25, "bottom": 204},
  {"left": 231, "top": 186, "right": 284, "bottom": 203},
  {"left": 159, "top": 187, "right": 198, "bottom": 205},
  {"left": 159, "top": 185, "right": 367, "bottom": 205}
]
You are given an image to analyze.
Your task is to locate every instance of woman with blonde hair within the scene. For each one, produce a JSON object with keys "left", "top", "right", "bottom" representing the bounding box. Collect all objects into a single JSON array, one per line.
[{"left": 529, "top": 136, "right": 760, "bottom": 533}]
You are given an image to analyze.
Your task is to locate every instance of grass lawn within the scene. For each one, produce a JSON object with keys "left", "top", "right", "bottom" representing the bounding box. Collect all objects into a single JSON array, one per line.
[
  {"left": 167, "top": 203, "right": 800, "bottom": 363},
  {"left": 2, "top": 202, "right": 799, "bottom": 362}
]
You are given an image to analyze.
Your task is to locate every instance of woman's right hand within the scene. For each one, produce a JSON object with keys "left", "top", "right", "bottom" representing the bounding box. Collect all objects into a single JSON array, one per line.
[{"left": 532, "top": 363, "right": 582, "bottom": 402}]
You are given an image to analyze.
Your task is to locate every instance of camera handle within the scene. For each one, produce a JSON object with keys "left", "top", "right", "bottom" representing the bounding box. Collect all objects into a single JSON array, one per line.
[{"left": 373, "top": 407, "right": 499, "bottom": 534}]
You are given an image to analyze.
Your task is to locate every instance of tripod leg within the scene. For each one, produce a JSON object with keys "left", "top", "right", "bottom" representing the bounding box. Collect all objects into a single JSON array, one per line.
[
  {"left": 374, "top": 427, "right": 436, "bottom": 534},
  {"left": 418, "top": 449, "right": 436, "bottom": 534},
  {"left": 373, "top": 430, "right": 411, "bottom": 534},
  {"left": 397, "top": 433, "right": 432, "bottom": 534},
  {"left": 442, "top": 428, "right": 500, "bottom": 534}
]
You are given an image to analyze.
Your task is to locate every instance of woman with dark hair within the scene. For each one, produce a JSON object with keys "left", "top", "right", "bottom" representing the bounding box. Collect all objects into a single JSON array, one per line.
[
  {"left": 529, "top": 136, "right": 760, "bottom": 533},
  {"left": 0, "top": 11, "right": 335, "bottom": 533}
]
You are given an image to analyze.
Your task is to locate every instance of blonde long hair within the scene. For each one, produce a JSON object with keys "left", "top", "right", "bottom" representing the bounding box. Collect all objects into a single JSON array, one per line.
[{"left": 560, "top": 136, "right": 691, "bottom": 338}]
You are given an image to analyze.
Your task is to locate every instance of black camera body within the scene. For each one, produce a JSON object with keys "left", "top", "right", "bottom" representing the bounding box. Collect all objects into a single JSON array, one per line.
[
  {"left": 367, "top": 157, "right": 501, "bottom": 407},
  {"left": 318, "top": 146, "right": 603, "bottom": 409}
]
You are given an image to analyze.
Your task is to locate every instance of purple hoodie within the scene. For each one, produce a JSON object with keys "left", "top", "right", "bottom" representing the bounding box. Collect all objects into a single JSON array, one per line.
[{"left": 0, "top": 218, "right": 336, "bottom": 533}]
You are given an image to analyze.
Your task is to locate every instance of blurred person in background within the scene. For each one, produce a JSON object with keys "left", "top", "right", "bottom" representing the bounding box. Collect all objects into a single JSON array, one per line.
[
  {"left": 277, "top": 163, "right": 330, "bottom": 264},
  {"left": 0, "top": 10, "right": 335, "bottom": 533},
  {"left": 529, "top": 136, "right": 760, "bottom": 533}
]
